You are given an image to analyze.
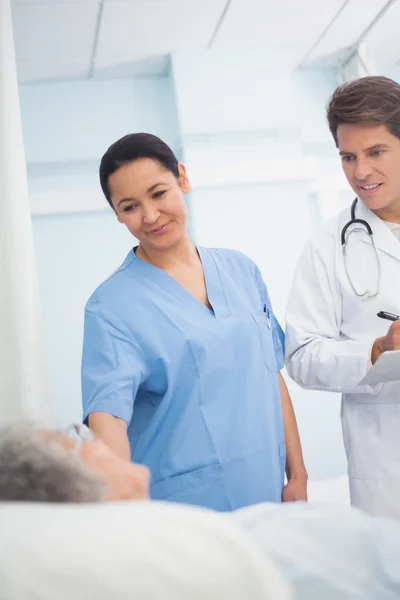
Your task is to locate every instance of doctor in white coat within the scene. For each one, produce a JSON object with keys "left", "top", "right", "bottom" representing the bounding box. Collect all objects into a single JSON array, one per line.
[{"left": 285, "top": 75, "right": 400, "bottom": 519}]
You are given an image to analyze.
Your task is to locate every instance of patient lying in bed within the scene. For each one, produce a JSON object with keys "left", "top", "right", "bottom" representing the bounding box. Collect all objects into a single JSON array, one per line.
[{"left": 0, "top": 423, "right": 399, "bottom": 599}]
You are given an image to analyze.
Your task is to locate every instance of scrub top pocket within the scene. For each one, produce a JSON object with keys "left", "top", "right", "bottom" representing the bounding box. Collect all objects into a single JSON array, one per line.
[{"left": 252, "top": 314, "right": 278, "bottom": 372}]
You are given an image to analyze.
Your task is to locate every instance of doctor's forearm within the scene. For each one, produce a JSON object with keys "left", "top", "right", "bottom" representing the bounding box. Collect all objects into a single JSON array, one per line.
[
  {"left": 285, "top": 336, "right": 382, "bottom": 394},
  {"left": 278, "top": 374, "right": 307, "bottom": 481}
]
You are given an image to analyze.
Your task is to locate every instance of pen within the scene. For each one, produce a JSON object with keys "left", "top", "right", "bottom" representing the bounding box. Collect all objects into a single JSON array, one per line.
[
  {"left": 377, "top": 311, "right": 400, "bottom": 322},
  {"left": 263, "top": 304, "right": 271, "bottom": 328}
]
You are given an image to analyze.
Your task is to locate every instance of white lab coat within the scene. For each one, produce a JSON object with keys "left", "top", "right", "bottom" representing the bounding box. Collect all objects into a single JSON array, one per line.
[{"left": 285, "top": 199, "right": 400, "bottom": 519}]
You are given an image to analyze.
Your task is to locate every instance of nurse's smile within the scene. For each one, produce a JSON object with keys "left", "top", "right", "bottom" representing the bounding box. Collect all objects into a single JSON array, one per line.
[{"left": 147, "top": 221, "right": 171, "bottom": 235}]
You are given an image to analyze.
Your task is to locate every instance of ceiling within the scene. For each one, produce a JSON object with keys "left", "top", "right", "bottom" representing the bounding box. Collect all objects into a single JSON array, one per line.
[{"left": 11, "top": 0, "right": 400, "bottom": 84}]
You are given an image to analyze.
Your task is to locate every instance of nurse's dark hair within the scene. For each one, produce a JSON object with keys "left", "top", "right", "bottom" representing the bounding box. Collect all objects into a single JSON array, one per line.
[
  {"left": 327, "top": 75, "right": 400, "bottom": 147},
  {"left": 99, "top": 133, "right": 179, "bottom": 208}
]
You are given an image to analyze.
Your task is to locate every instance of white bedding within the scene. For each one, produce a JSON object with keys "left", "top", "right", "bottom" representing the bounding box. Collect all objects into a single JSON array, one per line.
[
  {"left": 232, "top": 501, "right": 400, "bottom": 599},
  {"left": 2, "top": 478, "right": 397, "bottom": 600},
  {"left": 0, "top": 500, "right": 291, "bottom": 600}
]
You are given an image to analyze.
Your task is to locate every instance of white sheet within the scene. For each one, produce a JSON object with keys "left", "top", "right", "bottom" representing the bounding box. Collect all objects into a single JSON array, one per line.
[
  {"left": 3, "top": 481, "right": 397, "bottom": 600},
  {"left": 0, "top": 500, "right": 292, "bottom": 600},
  {"left": 232, "top": 502, "right": 400, "bottom": 599}
]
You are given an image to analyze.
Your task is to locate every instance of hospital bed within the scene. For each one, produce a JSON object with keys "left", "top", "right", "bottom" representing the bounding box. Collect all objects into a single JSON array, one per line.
[{"left": 3, "top": 477, "right": 398, "bottom": 600}]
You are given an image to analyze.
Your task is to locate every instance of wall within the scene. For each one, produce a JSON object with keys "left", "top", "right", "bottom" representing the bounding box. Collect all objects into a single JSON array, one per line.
[
  {"left": 32, "top": 211, "right": 133, "bottom": 424},
  {"left": 19, "top": 77, "right": 180, "bottom": 164}
]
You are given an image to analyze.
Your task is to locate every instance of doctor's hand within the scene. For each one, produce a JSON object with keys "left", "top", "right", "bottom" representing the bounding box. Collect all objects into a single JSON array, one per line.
[
  {"left": 282, "top": 475, "right": 308, "bottom": 503},
  {"left": 371, "top": 320, "right": 400, "bottom": 364}
]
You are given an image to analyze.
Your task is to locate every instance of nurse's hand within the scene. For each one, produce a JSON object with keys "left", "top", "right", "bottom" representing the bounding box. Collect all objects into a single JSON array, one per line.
[
  {"left": 282, "top": 476, "right": 308, "bottom": 503},
  {"left": 372, "top": 320, "right": 400, "bottom": 364}
]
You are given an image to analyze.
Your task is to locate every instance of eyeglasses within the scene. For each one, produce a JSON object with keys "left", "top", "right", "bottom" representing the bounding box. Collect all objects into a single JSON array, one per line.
[{"left": 64, "top": 424, "right": 95, "bottom": 457}]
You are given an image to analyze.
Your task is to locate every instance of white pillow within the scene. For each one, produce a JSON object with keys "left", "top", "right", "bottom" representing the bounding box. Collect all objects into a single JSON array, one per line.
[{"left": 0, "top": 500, "right": 292, "bottom": 600}]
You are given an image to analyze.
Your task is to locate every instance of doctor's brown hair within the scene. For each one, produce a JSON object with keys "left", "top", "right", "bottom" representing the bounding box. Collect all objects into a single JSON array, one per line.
[{"left": 327, "top": 75, "right": 400, "bottom": 147}]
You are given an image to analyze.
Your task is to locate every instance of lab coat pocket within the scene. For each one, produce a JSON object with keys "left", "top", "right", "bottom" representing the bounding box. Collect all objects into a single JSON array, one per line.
[{"left": 252, "top": 314, "right": 278, "bottom": 372}]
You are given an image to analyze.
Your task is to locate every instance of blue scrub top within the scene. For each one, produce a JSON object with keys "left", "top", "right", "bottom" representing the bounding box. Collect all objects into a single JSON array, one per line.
[{"left": 82, "top": 247, "right": 285, "bottom": 511}]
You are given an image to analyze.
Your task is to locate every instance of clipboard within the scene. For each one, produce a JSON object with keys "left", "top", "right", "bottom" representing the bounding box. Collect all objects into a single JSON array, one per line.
[{"left": 359, "top": 350, "right": 400, "bottom": 386}]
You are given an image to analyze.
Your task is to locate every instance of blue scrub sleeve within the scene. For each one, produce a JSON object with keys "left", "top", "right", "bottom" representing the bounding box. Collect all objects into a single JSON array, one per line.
[
  {"left": 254, "top": 266, "right": 285, "bottom": 370},
  {"left": 81, "top": 301, "right": 146, "bottom": 425}
]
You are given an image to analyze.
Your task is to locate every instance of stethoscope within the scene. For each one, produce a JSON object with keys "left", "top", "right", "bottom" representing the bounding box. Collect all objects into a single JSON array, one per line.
[{"left": 341, "top": 198, "right": 380, "bottom": 300}]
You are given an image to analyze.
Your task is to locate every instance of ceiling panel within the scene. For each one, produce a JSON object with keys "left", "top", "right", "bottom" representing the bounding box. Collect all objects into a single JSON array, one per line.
[
  {"left": 11, "top": 3, "right": 98, "bottom": 64},
  {"left": 303, "top": 0, "right": 392, "bottom": 66},
  {"left": 12, "top": 0, "right": 97, "bottom": 5},
  {"left": 11, "top": 0, "right": 400, "bottom": 84},
  {"left": 16, "top": 62, "right": 89, "bottom": 84},
  {"left": 103, "top": 0, "right": 192, "bottom": 2},
  {"left": 212, "top": 0, "right": 344, "bottom": 51},
  {"left": 93, "top": 55, "right": 169, "bottom": 78},
  {"left": 363, "top": 0, "right": 400, "bottom": 70},
  {"left": 95, "top": 0, "right": 226, "bottom": 66}
]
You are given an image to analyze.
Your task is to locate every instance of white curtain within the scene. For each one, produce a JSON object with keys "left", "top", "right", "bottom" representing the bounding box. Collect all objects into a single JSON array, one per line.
[{"left": 0, "top": 0, "right": 52, "bottom": 423}]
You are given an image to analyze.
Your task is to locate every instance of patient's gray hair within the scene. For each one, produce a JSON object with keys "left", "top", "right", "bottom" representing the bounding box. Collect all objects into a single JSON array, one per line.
[{"left": 0, "top": 423, "right": 106, "bottom": 503}]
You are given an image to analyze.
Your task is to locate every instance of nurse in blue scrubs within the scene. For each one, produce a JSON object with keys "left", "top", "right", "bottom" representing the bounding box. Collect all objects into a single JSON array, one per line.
[{"left": 82, "top": 133, "right": 307, "bottom": 511}]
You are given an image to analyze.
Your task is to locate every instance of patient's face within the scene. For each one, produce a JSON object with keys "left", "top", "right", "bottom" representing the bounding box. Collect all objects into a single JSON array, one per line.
[
  {"left": 80, "top": 437, "right": 150, "bottom": 501},
  {"left": 45, "top": 431, "right": 150, "bottom": 502}
]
